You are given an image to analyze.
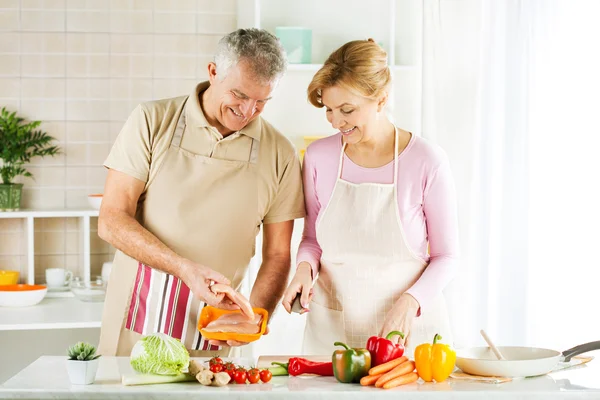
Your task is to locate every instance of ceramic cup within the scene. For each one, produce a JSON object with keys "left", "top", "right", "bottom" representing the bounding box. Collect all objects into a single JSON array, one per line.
[
  {"left": 101, "top": 262, "right": 112, "bottom": 284},
  {"left": 46, "top": 268, "right": 73, "bottom": 288}
]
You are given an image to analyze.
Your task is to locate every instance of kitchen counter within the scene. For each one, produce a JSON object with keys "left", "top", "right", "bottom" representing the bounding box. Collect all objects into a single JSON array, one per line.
[{"left": 1, "top": 356, "right": 600, "bottom": 399}]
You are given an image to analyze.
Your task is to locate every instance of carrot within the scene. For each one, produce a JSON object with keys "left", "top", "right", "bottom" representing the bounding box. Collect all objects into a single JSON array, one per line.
[
  {"left": 368, "top": 356, "right": 408, "bottom": 376},
  {"left": 375, "top": 360, "right": 416, "bottom": 388},
  {"left": 383, "top": 371, "right": 419, "bottom": 389},
  {"left": 360, "top": 373, "right": 382, "bottom": 386}
]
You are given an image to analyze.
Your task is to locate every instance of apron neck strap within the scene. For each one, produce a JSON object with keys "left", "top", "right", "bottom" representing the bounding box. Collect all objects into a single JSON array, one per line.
[
  {"left": 170, "top": 98, "right": 189, "bottom": 149},
  {"left": 392, "top": 126, "right": 399, "bottom": 185},
  {"left": 337, "top": 125, "right": 399, "bottom": 183}
]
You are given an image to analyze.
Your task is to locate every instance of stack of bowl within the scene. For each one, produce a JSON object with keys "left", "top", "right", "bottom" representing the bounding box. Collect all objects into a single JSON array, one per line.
[{"left": 0, "top": 270, "right": 47, "bottom": 307}]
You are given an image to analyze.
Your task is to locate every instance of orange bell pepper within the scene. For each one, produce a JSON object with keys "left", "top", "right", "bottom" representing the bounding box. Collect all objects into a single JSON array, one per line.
[{"left": 414, "top": 334, "right": 456, "bottom": 382}]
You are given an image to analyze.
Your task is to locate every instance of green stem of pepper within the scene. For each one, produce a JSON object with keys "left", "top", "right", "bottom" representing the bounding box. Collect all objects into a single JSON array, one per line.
[
  {"left": 334, "top": 341, "right": 351, "bottom": 351},
  {"left": 433, "top": 333, "right": 442, "bottom": 344},
  {"left": 385, "top": 330, "right": 405, "bottom": 340}
]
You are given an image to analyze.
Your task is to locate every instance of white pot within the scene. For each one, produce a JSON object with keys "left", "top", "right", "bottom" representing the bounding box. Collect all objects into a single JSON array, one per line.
[{"left": 66, "top": 358, "right": 100, "bottom": 385}]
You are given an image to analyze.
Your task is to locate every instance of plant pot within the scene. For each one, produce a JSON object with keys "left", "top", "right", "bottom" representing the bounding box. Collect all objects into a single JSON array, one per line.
[
  {"left": 0, "top": 183, "right": 23, "bottom": 211},
  {"left": 66, "top": 358, "right": 100, "bottom": 385}
]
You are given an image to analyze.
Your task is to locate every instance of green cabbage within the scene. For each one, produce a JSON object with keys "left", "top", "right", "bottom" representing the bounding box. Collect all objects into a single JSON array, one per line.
[{"left": 130, "top": 333, "right": 190, "bottom": 375}]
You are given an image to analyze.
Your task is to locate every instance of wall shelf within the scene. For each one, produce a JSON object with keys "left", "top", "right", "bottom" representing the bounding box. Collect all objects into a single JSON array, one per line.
[
  {"left": 0, "top": 297, "right": 103, "bottom": 331},
  {"left": 0, "top": 208, "right": 100, "bottom": 285},
  {"left": 237, "top": 0, "right": 423, "bottom": 137}
]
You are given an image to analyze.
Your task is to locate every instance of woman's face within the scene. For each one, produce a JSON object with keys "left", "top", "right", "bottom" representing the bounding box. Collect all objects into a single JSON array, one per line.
[{"left": 321, "top": 84, "right": 383, "bottom": 145}]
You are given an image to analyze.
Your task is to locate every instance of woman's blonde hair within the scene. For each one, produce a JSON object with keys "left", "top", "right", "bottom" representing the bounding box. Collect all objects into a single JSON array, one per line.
[{"left": 307, "top": 39, "right": 391, "bottom": 108}]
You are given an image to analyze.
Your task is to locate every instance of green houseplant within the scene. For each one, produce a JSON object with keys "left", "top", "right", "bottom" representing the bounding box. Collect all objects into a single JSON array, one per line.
[
  {"left": 66, "top": 342, "right": 101, "bottom": 385},
  {"left": 0, "top": 107, "right": 60, "bottom": 211}
]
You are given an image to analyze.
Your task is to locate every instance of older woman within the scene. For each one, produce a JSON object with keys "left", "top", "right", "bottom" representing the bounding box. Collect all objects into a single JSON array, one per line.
[{"left": 282, "top": 39, "right": 459, "bottom": 357}]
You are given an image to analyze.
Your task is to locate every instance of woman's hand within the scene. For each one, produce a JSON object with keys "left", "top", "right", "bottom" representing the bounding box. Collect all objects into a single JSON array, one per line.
[
  {"left": 281, "top": 262, "right": 314, "bottom": 314},
  {"left": 379, "top": 293, "right": 421, "bottom": 345}
]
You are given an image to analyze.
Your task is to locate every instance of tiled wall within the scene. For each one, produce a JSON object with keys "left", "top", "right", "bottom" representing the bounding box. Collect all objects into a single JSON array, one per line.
[{"left": 0, "top": 0, "right": 237, "bottom": 281}]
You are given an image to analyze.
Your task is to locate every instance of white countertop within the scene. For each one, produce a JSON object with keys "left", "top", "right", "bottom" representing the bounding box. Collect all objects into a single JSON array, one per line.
[
  {"left": 0, "top": 297, "right": 103, "bottom": 331},
  {"left": 1, "top": 356, "right": 600, "bottom": 399}
]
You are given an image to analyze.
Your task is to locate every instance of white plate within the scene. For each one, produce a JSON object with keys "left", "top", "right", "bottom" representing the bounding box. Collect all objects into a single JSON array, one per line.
[{"left": 47, "top": 285, "right": 70, "bottom": 292}]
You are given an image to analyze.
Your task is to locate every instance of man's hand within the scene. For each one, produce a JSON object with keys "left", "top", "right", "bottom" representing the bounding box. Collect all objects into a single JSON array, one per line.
[
  {"left": 180, "top": 261, "right": 238, "bottom": 309},
  {"left": 379, "top": 293, "right": 421, "bottom": 346}
]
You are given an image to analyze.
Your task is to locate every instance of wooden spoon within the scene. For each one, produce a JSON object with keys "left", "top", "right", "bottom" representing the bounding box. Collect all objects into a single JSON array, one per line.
[{"left": 480, "top": 329, "right": 506, "bottom": 360}]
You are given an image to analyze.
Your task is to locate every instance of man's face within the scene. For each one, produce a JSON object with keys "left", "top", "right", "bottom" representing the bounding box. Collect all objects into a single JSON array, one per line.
[{"left": 208, "top": 60, "right": 276, "bottom": 134}]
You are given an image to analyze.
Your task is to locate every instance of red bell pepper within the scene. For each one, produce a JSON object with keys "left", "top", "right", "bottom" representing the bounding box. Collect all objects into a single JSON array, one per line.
[
  {"left": 366, "top": 330, "right": 406, "bottom": 367},
  {"left": 272, "top": 358, "right": 334, "bottom": 376}
]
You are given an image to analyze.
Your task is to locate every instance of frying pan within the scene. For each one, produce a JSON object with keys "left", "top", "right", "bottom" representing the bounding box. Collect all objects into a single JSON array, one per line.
[{"left": 456, "top": 341, "right": 600, "bottom": 378}]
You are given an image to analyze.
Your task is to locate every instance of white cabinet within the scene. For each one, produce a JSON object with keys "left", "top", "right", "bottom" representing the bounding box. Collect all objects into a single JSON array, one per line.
[
  {"left": 0, "top": 210, "right": 103, "bottom": 331},
  {"left": 237, "top": 0, "right": 423, "bottom": 139}
]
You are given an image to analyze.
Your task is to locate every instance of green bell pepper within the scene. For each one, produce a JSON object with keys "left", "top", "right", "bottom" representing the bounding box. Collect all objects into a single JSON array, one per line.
[{"left": 332, "top": 341, "right": 371, "bottom": 383}]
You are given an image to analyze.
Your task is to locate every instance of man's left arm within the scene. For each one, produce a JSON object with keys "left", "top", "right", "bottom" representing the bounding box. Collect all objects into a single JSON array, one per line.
[{"left": 250, "top": 220, "right": 294, "bottom": 317}]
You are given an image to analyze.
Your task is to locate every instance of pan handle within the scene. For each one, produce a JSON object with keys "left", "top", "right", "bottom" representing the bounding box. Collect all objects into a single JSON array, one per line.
[{"left": 562, "top": 341, "right": 600, "bottom": 362}]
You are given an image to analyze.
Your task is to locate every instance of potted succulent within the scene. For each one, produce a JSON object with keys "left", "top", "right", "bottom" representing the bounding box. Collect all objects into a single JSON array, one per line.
[
  {"left": 66, "top": 341, "right": 101, "bottom": 385},
  {"left": 0, "top": 107, "right": 60, "bottom": 211}
]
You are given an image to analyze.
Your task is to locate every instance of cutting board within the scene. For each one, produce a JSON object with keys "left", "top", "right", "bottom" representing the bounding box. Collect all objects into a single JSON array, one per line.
[{"left": 257, "top": 355, "right": 331, "bottom": 369}]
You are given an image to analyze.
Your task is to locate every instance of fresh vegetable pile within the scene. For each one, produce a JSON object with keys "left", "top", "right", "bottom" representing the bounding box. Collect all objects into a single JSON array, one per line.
[
  {"left": 205, "top": 356, "right": 273, "bottom": 385},
  {"left": 330, "top": 331, "right": 456, "bottom": 390}
]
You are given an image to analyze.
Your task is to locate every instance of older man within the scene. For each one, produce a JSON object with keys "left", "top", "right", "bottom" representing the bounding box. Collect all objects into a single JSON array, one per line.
[{"left": 97, "top": 28, "right": 305, "bottom": 357}]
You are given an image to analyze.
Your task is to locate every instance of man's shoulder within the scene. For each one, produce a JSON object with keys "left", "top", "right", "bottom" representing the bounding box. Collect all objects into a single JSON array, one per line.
[
  {"left": 257, "top": 117, "right": 298, "bottom": 159},
  {"left": 137, "top": 94, "right": 188, "bottom": 122}
]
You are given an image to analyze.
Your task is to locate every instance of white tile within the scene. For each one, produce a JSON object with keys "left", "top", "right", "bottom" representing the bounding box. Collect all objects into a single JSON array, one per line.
[
  {"left": 0, "top": 78, "right": 20, "bottom": 97},
  {"left": 110, "top": 11, "right": 153, "bottom": 33},
  {"left": 20, "top": 98, "right": 66, "bottom": 120},
  {"left": 109, "top": 0, "right": 153, "bottom": 11},
  {"left": 21, "top": 10, "right": 65, "bottom": 31},
  {"left": 0, "top": 0, "right": 19, "bottom": 9},
  {"left": 154, "top": 34, "right": 196, "bottom": 54},
  {"left": 66, "top": 78, "right": 109, "bottom": 99},
  {"left": 109, "top": 34, "right": 153, "bottom": 54},
  {"left": 66, "top": 10, "right": 109, "bottom": 32},
  {"left": 154, "top": 12, "right": 196, "bottom": 34},
  {"left": 21, "top": 33, "right": 67, "bottom": 53},
  {"left": 197, "top": 0, "right": 236, "bottom": 14},
  {"left": 197, "top": 13, "right": 236, "bottom": 34},
  {"left": 66, "top": 33, "right": 110, "bottom": 54},
  {"left": 66, "top": 0, "right": 107, "bottom": 10},
  {"left": 66, "top": 54, "right": 109, "bottom": 77},
  {"left": 153, "top": 54, "right": 196, "bottom": 79},
  {"left": 66, "top": 99, "right": 109, "bottom": 120},
  {"left": 21, "top": 0, "right": 66, "bottom": 10},
  {"left": 0, "top": 10, "right": 19, "bottom": 31},
  {"left": 21, "top": 54, "right": 66, "bottom": 77},
  {"left": 154, "top": 0, "right": 195, "bottom": 12},
  {"left": 197, "top": 34, "right": 222, "bottom": 54},
  {"left": 21, "top": 78, "right": 66, "bottom": 98},
  {"left": 0, "top": 33, "right": 20, "bottom": 53}
]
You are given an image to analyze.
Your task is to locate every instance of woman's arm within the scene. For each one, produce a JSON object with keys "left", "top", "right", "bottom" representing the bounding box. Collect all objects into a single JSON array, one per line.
[
  {"left": 295, "top": 148, "right": 323, "bottom": 278},
  {"left": 405, "top": 155, "right": 460, "bottom": 314}
]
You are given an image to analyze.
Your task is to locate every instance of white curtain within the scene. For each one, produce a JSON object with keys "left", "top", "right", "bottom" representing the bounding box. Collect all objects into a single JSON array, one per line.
[{"left": 423, "top": 0, "right": 600, "bottom": 350}]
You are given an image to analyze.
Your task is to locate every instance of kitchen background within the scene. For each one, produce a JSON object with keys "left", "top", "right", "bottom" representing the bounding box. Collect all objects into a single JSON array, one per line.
[{"left": 1, "top": 0, "right": 600, "bottom": 385}]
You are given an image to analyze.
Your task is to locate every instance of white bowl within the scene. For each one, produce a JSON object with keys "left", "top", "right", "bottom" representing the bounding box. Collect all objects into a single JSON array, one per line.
[
  {"left": 70, "top": 277, "right": 106, "bottom": 302},
  {"left": 0, "top": 284, "right": 47, "bottom": 307},
  {"left": 87, "top": 195, "right": 102, "bottom": 210}
]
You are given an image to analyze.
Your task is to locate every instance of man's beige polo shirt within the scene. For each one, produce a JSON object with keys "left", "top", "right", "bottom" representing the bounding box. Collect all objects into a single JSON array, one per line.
[{"left": 104, "top": 82, "right": 305, "bottom": 225}]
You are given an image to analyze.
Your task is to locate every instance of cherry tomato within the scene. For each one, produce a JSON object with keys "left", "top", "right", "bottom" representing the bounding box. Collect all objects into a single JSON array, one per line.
[
  {"left": 233, "top": 369, "right": 247, "bottom": 384},
  {"left": 247, "top": 368, "right": 260, "bottom": 384},
  {"left": 223, "top": 362, "right": 236, "bottom": 380},
  {"left": 209, "top": 356, "right": 223, "bottom": 366},
  {"left": 259, "top": 369, "right": 272, "bottom": 383},
  {"left": 209, "top": 363, "right": 223, "bottom": 373}
]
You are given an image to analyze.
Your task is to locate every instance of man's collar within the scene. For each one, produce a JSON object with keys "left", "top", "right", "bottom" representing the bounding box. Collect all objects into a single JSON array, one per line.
[{"left": 186, "top": 81, "right": 261, "bottom": 140}]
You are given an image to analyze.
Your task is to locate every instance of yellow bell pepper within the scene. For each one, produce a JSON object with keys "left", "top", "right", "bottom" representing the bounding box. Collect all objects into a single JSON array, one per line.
[{"left": 414, "top": 334, "right": 456, "bottom": 382}]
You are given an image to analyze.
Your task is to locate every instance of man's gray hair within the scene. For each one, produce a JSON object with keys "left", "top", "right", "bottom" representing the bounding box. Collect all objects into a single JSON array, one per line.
[{"left": 214, "top": 28, "right": 287, "bottom": 83}]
